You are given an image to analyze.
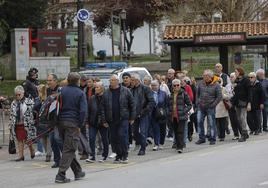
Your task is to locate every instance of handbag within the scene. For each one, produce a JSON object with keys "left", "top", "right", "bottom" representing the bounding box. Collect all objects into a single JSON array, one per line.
[
  {"left": 8, "top": 138, "right": 16, "bottom": 154},
  {"left": 155, "top": 107, "right": 166, "bottom": 120},
  {"left": 223, "top": 100, "right": 232, "bottom": 110}
]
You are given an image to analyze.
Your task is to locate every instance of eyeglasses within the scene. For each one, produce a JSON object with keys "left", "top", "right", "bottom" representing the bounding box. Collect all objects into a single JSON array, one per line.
[{"left": 173, "top": 84, "right": 180, "bottom": 87}]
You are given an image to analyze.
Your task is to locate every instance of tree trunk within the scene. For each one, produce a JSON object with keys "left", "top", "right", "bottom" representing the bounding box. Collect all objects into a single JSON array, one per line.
[{"left": 125, "top": 28, "right": 134, "bottom": 52}]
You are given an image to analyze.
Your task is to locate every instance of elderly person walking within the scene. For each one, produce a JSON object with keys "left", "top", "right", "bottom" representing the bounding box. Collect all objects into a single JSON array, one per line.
[
  {"left": 225, "top": 72, "right": 241, "bottom": 140},
  {"left": 169, "top": 79, "right": 192, "bottom": 153},
  {"left": 9, "top": 86, "right": 36, "bottom": 161},
  {"left": 151, "top": 80, "right": 169, "bottom": 150},
  {"left": 247, "top": 72, "right": 265, "bottom": 135},
  {"left": 196, "top": 69, "right": 222, "bottom": 145},
  {"left": 232, "top": 67, "right": 251, "bottom": 142}
]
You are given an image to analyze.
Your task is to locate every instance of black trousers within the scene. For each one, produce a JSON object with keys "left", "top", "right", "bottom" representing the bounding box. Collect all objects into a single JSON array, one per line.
[
  {"left": 173, "top": 119, "right": 186, "bottom": 150},
  {"left": 57, "top": 121, "right": 82, "bottom": 177},
  {"left": 228, "top": 107, "right": 241, "bottom": 137},
  {"left": 262, "top": 108, "right": 267, "bottom": 131},
  {"left": 159, "top": 122, "right": 166, "bottom": 145},
  {"left": 188, "top": 112, "right": 197, "bottom": 138},
  {"left": 247, "top": 109, "right": 262, "bottom": 133},
  {"left": 216, "top": 117, "right": 228, "bottom": 139}
]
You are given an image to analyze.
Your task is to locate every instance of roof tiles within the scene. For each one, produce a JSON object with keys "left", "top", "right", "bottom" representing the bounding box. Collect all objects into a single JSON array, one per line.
[{"left": 163, "top": 21, "right": 268, "bottom": 40}]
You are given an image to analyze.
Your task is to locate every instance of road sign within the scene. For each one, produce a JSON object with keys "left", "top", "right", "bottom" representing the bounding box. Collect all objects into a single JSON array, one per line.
[{"left": 77, "top": 9, "right": 91, "bottom": 22}]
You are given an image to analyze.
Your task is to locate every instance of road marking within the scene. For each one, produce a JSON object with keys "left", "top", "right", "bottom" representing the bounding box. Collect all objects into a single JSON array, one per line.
[
  {"left": 198, "top": 151, "right": 215, "bottom": 157},
  {"left": 258, "top": 181, "right": 268, "bottom": 186}
]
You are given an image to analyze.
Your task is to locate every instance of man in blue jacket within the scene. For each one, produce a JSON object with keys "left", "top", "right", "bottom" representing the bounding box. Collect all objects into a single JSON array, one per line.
[{"left": 55, "top": 72, "right": 87, "bottom": 183}]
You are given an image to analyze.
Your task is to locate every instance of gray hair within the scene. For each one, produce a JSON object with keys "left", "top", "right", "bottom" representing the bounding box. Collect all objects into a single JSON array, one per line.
[
  {"left": 110, "top": 74, "right": 119, "bottom": 81},
  {"left": 256, "top": 69, "right": 265, "bottom": 75},
  {"left": 14, "top": 85, "right": 24, "bottom": 94},
  {"left": 215, "top": 63, "right": 223, "bottom": 68},
  {"left": 203, "top": 69, "right": 214, "bottom": 77},
  {"left": 95, "top": 81, "right": 104, "bottom": 88},
  {"left": 131, "top": 73, "right": 141, "bottom": 82},
  {"left": 67, "top": 72, "right": 81, "bottom": 85},
  {"left": 172, "top": 79, "right": 181, "bottom": 85},
  {"left": 248, "top": 72, "right": 256, "bottom": 78},
  {"left": 167, "top": 68, "right": 175, "bottom": 74},
  {"left": 230, "top": 72, "right": 236, "bottom": 78},
  {"left": 143, "top": 75, "right": 152, "bottom": 82},
  {"left": 151, "top": 80, "right": 160, "bottom": 86},
  {"left": 48, "top": 73, "right": 58, "bottom": 81}
]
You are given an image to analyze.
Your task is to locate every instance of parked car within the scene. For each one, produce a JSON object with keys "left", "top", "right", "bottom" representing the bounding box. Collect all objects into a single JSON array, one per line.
[{"left": 79, "top": 63, "right": 152, "bottom": 88}]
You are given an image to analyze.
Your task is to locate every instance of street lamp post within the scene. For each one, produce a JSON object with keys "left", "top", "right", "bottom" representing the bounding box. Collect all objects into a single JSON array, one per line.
[
  {"left": 77, "top": 0, "right": 85, "bottom": 69},
  {"left": 120, "top": 9, "right": 127, "bottom": 58}
]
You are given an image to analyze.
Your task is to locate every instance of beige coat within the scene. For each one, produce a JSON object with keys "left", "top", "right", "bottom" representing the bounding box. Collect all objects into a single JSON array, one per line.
[{"left": 216, "top": 87, "right": 229, "bottom": 118}]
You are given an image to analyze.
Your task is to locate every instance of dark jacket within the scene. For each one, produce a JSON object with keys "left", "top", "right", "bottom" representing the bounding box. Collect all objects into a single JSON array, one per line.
[
  {"left": 22, "top": 77, "right": 39, "bottom": 99},
  {"left": 169, "top": 89, "right": 192, "bottom": 121},
  {"left": 88, "top": 94, "right": 104, "bottom": 127},
  {"left": 59, "top": 84, "right": 87, "bottom": 127},
  {"left": 197, "top": 76, "right": 222, "bottom": 109},
  {"left": 259, "top": 78, "right": 268, "bottom": 105},
  {"left": 102, "top": 86, "right": 136, "bottom": 123},
  {"left": 132, "top": 83, "right": 155, "bottom": 118},
  {"left": 249, "top": 80, "right": 265, "bottom": 110},
  {"left": 232, "top": 76, "right": 251, "bottom": 107}
]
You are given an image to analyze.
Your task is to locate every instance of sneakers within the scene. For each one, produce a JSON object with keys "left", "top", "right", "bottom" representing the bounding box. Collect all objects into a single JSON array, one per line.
[
  {"left": 177, "top": 149, "right": 183, "bottom": 153},
  {"left": 55, "top": 174, "right": 71, "bottom": 183},
  {"left": 98, "top": 157, "right": 107, "bottom": 163},
  {"left": 195, "top": 139, "right": 206, "bottom": 145},
  {"left": 74, "top": 171, "right": 85, "bottom": 180},
  {"left": 159, "top": 145, "right": 164, "bottom": 150},
  {"left": 147, "top": 137, "right": 153, "bottom": 145},
  {"left": 108, "top": 153, "right": 117, "bottom": 159},
  {"left": 153, "top": 145, "right": 159, "bottom": 151},
  {"left": 238, "top": 137, "right": 246, "bottom": 142},
  {"left": 35, "top": 151, "right": 45, "bottom": 157},
  {"left": 167, "top": 137, "right": 173, "bottom": 141},
  {"left": 232, "top": 136, "right": 239, "bottom": 140},
  {"left": 85, "top": 157, "right": 95, "bottom": 163}
]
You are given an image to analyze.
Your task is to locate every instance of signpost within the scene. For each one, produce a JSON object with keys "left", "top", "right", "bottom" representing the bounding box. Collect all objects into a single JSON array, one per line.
[
  {"left": 37, "top": 30, "right": 66, "bottom": 52},
  {"left": 194, "top": 33, "right": 246, "bottom": 44},
  {"left": 77, "top": 8, "right": 91, "bottom": 22}
]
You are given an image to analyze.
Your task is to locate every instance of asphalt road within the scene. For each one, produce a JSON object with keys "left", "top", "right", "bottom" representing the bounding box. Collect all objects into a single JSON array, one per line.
[{"left": 0, "top": 132, "right": 268, "bottom": 188}]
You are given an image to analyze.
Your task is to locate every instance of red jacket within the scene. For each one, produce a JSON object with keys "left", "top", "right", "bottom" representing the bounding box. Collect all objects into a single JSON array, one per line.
[{"left": 185, "top": 84, "right": 194, "bottom": 102}]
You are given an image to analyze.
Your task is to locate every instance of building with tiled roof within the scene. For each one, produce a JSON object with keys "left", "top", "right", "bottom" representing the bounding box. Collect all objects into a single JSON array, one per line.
[{"left": 163, "top": 21, "right": 268, "bottom": 73}]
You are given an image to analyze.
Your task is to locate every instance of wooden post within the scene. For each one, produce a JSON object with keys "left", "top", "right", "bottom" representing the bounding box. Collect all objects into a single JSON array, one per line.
[
  {"left": 171, "top": 45, "right": 181, "bottom": 71},
  {"left": 219, "top": 46, "right": 229, "bottom": 74}
]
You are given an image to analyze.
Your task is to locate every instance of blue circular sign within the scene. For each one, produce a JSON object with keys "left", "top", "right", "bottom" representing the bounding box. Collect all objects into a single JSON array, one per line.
[{"left": 77, "top": 9, "right": 91, "bottom": 22}]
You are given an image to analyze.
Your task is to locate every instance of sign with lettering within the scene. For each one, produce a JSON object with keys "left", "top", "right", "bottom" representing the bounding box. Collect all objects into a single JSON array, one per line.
[
  {"left": 37, "top": 30, "right": 66, "bottom": 52},
  {"left": 194, "top": 33, "right": 246, "bottom": 44}
]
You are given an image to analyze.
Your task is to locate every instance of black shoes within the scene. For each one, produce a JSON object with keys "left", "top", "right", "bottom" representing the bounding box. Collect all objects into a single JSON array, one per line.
[
  {"left": 55, "top": 174, "right": 71, "bottom": 183},
  {"left": 219, "top": 138, "right": 224, "bottom": 142},
  {"left": 238, "top": 137, "right": 246, "bottom": 142},
  {"left": 75, "top": 171, "right": 85, "bottom": 180},
  {"left": 209, "top": 141, "right": 216, "bottom": 145},
  {"left": 195, "top": 139, "right": 206, "bottom": 145},
  {"left": 51, "top": 163, "right": 60, "bottom": 168},
  {"left": 15, "top": 156, "right": 24, "bottom": 162},
  {"left": 45, "top": 155, "right": 51, "bottom": 162},
  {"left": 31, "top": 154, "right": 35, "bottom": 159},
  {"left": 137, "top": 150, "right": 145, "bottom": 156}
]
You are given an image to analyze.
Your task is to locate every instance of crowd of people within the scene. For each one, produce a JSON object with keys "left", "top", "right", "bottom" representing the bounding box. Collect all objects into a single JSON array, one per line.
[{"left": 7, "top": 63, "right": 268, "bottom": 183}]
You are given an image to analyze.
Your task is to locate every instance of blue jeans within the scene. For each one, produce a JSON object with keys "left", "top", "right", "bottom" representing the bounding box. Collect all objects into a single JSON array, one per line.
[
  {"left": 110, "top": 120, "right": 129, "bottom": 159},
  {"left": 37, "top": 139, "right": 44, "bottom": 153},
  {"left": 197, "top": 108, "right": 217, "bottom": 142},
  {"left": 134, "top": 115, "right": 149, "bottom": 151},
  {"left": 49, "top": 127, "right": 63, "bottom": 164},
  {"left": 152, "top": 117, "right": 160, "bottom": 146},
  {"left": 89, "top": 126, "right": 109, "bottom": 158}
]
